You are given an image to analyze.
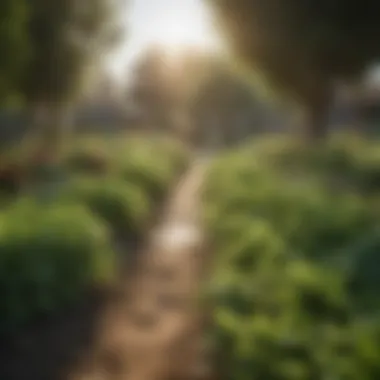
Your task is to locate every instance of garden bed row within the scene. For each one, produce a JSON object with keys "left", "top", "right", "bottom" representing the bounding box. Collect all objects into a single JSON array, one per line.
[
  {"left": 202, "top": 134, "right": 380, "bottom": 380},
  {"left": 0, "top": 135, "right": 189, "bottom": 336}
]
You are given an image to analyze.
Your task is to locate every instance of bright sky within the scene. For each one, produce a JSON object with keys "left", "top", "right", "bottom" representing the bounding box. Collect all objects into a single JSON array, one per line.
[{"left": 108, "top": 0, "right": 223, "bottom": 80}]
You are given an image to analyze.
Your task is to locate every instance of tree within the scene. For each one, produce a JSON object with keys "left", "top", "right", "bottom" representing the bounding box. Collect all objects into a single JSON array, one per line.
[
  {"left": 127, "top": 48, "right": 266, "bottom": 145},
  {"left": 0, "top": 0, "right": 29, "bottom": 105},
  {"left": 128, "top": 46, "right": 181, "bottom": 133},
  {"left": 188, "top": 57, "right": 263, "bottom": 147},
  {"left": 22, "top": 0, "right": 127, "bottom": 148},
  {"left": 207, "top": 0, "right": 380, "bottom": 139}
]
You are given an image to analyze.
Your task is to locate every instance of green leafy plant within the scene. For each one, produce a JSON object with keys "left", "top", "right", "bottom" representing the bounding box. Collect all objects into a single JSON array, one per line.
[
  {"left": 60, "top": 178, "right": 150, "bottom": 236},
  {"left": 204, "top": 135, "right": 380, "bottom": 380},
  {"left": 0, "top": 200, "right": 115, "bottom": 333},
  {"left": 64, "top": 145, "right": 113, "bottom": 175}
]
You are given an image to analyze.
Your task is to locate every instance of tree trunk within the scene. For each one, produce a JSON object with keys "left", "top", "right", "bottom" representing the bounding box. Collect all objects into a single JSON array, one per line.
[{"left": 304, "top": 83, "right": 333, "bottom": 141}]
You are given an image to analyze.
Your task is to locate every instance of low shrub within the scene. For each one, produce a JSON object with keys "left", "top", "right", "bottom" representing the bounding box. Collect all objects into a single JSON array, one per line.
[
  {"left": 0, "top": 162, "right": 25, "bottom": 195},
  {"left": 60, "top": 178, "right": 151, "bottom": 236},
  {"left": 65, "top": 136, "right": 188, "bottom": 202},
  {"left": 0, "top": 135, "right": 188, "bottom": 336},
  {"left": 65, "top": 146, "right": 112, "bottom": 175},
  {"left": 250, "top": 134, "right": 380, "bottom": 194},
  {"left": 121, "top": 159, "right": 174, "bottom": 202},
  {"left": 204, "top": 135, "right": 380, "bottom": 380},
  {"left": 346, "top": 229, "right": 380, "bottom": 312},
  {"left": 0, "top": 200, "right": 115, "bottom": 333},
  {"left": 118, "top": 137, "right": 188, "bottom": 202}
]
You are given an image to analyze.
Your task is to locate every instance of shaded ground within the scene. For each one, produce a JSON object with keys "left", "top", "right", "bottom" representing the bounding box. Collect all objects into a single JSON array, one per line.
[
  {"left": 0, "top": 160, "right": 210, "bottom": 380},
  {"left": 0, "top": 287, "right": 111, "bottom": 380}
]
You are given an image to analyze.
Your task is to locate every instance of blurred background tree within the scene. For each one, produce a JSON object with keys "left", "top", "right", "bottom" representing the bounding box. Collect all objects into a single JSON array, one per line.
[
  {"left": 188, "top": 57, "right": 264, "bottom": 147},
  {"left": 21, "top": 0, "right": 128, "bottom": 152},
  {"left": 206, "top": 0, "right": 380, "bottom": 140},
  {"left": 126, "top": 47, "right": 269, "bottom": 147},
  {"left": 127, "top": 46, "right": 178, "bottom": 134},
  {"left": 0, "top": 0, "right": 29, "bottom": 107}
]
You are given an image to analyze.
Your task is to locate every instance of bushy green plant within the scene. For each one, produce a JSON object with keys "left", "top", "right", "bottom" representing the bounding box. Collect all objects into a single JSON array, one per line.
[
  {"left": 207, "top": 220, "right": 380, "bottom": 380},
  {"left": 60, "top": 178, "right": 151, "bottom": 236},
  {"left": 0, "top": 200, "right": 115, "bottom": 333},
  {"left": 0, "top": 162, "right": 24, "bottom": 195},
  {"left": 205, "top": 137, "right": 379, "bottom": 262},
  {"left": 65, "top": 136, "right": 188, "bottom": 202},
  {"left": 207, "top": 224, "right": 372, "bottom": 380},
  {"left": 204, "top": 136, "right": 380, "bottom": 380},
  {"left": 0, "top": 135, "right": 188, "bottom": 336},
  {"left": 346, "top": 229, "right": 380, "bottom": 312},
  {"left": 121, "top": 159, "right": 174, "bottom": 202},
  {"left": 117, "top": 137, "right": 188, "bottom": 201},
  {"left": 254, "top": 135, "right": 380, "bottom": 194},
  {"left": 65, "top": 146, "right": 112, "bottom": 175}
]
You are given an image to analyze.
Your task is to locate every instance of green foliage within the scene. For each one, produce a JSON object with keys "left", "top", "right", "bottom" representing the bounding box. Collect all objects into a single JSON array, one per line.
[
  {"left": 129, "top": 47, "right": 179, "bottom": 131},
  {"left": 189, "top": 57, "right": 261, "bottom": 145},
  {"left": 204, "top": 136, "right": 380, "bottom": 380},
  {"left": 0, "top": 0, "right": 29, "bottom": 103},
  {"left": 0, "top": 135, "right": 187, "bottom": 334},
  {"left": 207, "top": 0, "right": 380, "bottom": 138},
  {"left": 207, "top": 0, "right": 380, "bottom": 103},
  {"left": 0, "top": 200, "right": 114, "bottom": 333},
  {"left": 65, "top": 135, "right": 188, "bottom": 201},
  {"left": 23, "top": 0, "right": 126, "bottom": 104},
  {"left": 65, "top": 146, "right": 112, "bottom": 175},
  {"left": 347, "top": 229, "right": 380, "bottom": 312},
  {"left": 0, "top": 162, "right": 25, "bottom": 196},
  {"left": 117, "top": 136, "right": 188, "bottom": 200},
  {"left": 60, "top": 178, "right": 150, "bottom": 236},
  {"left": 60, "top": 136, "right": 188, "bottom": 233},
  {"left": 121, "top": 160, "right": 172, "bottom": 202}
]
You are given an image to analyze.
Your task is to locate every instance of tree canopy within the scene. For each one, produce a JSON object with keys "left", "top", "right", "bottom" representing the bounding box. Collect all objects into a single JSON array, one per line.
[
  {"left": 207, "top": 0, "right": 380, "bottom": 137},
  {"left": 127, "top": 48, "right": 264, "bottom": 145},
  {"left": 189, "top": 58, "right": 267, "bottom": 146},
  {"left": 23, "top": 0, "right": 127, "bottom": 106},
  {"left": 128, "top": 46, "right": 188, "bottom": 133},
  {"left": 0, "top": 0, "right": 29, "bottom": 104}
]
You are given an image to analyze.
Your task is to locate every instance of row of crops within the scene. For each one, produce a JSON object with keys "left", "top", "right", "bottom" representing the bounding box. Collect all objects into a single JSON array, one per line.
[
  {"left": 0, "top": 135, "right": 188, "bottom": 335},
  {"left": 203, "top": 135, "right": 380, "bottom": 380}
]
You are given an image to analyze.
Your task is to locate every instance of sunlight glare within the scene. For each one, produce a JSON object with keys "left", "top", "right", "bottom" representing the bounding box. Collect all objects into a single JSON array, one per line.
[
  {"left": 150, "top": 5, "right": 218, "bottom": 51},
  {"left": 109, "top": 0, "right": 223, "bottom": 79}
]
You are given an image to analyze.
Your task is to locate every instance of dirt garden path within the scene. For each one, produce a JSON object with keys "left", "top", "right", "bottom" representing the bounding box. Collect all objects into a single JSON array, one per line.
[{"left": 68, "top": 159, "right": 211, "bottom": 380}]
